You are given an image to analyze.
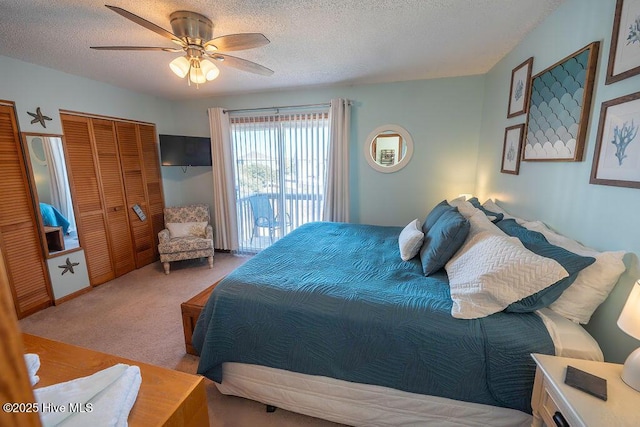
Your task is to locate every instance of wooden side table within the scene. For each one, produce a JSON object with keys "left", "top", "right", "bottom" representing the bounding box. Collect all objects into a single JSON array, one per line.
[{"left": 531, "top": 353, "right": 640, "bottom": 427}]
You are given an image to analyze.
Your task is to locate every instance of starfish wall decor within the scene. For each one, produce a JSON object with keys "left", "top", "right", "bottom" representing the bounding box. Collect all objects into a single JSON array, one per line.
[
  {"left": 27, "top": 107, "right": 52, "bottom": 128},
  {"left": 58, "top": 257, "right": 80, "bottom": 275}
]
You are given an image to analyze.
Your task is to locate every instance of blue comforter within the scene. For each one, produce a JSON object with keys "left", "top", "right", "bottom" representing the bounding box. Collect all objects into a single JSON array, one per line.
[
  {"left": 193, "top": 222, "right": 554, "bottom": 413},
  {"left": 40, "top": 202, "right": 70, "bottom": 235}
]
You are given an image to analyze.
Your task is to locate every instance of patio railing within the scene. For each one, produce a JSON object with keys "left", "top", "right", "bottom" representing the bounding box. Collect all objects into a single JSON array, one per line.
[{"left": 236, "top": 192, "right": 323, "bottom": 253}]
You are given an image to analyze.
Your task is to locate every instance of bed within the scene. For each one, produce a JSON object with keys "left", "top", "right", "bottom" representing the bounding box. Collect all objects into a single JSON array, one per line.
[
  {"left": 39, "top": 202, "right": 70, "bottom": 235},
  {"left": 192, "top": 199, "right": 620, "bottom": 426}
]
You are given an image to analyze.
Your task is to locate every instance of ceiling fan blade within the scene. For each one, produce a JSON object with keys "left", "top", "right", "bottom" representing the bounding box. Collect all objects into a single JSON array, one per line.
[
  {"left": 205, "top": 33, "right": 270, "bottom": 52},
  {"left": 105, "top": 5, "right": 184, "bottom": 45},
  {"left": 206, "top": 53, "right": 274, "bottom": 76},
  {"left": 90, "top": 46, "right": 183, "bottom": 52}
]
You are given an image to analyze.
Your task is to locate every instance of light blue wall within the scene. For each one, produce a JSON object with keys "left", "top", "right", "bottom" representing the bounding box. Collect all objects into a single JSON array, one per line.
[
  {"left": 0, "top": 55, "right": 175, "bottom": 135},
  {"left": 167, "top": 77, "right": 486, "bottom": 226},
  {"left": 476, "top": 0, "right": 640, "bottom": 363},
  {"left": 0, "top": 54, "right": 485, "bottom": 229}
]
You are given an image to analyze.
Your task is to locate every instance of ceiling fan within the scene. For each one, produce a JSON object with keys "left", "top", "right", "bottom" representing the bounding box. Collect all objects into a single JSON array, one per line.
[{"left": 91, "top": 5, "right": 273, "bottom": 86}]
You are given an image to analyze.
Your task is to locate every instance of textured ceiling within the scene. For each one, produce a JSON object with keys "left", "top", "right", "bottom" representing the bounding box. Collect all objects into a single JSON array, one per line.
[{"left": 0, "top": 1, "right": 564, "bottom": 101}]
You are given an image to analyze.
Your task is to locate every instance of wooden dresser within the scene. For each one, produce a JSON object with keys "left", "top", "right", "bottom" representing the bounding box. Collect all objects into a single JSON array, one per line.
[{"left": 22, "top": 334, "right": 209, "bottom": 427}]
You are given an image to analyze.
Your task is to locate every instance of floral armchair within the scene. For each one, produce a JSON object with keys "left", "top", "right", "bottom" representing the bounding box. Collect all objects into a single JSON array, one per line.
[{"left": 158, "top": 204, "right": 214, "bottom": 274}]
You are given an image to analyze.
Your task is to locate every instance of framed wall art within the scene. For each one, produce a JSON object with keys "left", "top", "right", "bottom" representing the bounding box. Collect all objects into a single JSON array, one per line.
[
  {"left": 523, "top": 42, "right": 600, "bottom": 162},
  {"left": 590, "top": 91, "right": 640, "bottom": 188},
  {"left": 507, "top": 57, "right": 533, "bottom": 118},
  {"left": 606, "top": 0, "right": 640, "bottom": 84},
  {"left": 501, "top": 124, "right": 525, "bottom": 174}
]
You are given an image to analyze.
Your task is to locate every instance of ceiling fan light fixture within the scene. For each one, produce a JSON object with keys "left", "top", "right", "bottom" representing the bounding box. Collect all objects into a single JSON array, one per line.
[
  {"left": 200, "top": 59, "right": 220, "bottom": 81},
  {"left": 169, "top": 56, "right": 190, "bottom": 78},
  {"left": 94, "top": 6, "right": 272, "bottom": 87},
  {"left": 189, "top": 62, "right": 207, "bottom": 84}
]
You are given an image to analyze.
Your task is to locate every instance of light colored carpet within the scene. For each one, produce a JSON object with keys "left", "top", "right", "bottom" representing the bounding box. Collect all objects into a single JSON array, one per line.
[{"left": 19, "top": 254, "right": 344, "bottom": 427}]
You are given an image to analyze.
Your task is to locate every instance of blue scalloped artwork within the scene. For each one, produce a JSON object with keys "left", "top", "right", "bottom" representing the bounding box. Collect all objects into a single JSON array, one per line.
[{"left": 525, "top": 50, "right": 590, "bottom": 159}]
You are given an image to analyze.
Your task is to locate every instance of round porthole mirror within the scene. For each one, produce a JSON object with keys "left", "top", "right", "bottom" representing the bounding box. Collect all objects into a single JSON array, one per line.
[
  {"left": 28, "top": 136, "right": 47, "bottom": 166},
  {"left": 364, "top": 124, "right": 414, "bottom": 173}
]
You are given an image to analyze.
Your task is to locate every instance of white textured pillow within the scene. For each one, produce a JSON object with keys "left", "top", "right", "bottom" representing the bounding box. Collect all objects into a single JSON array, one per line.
[
  {"left": 522, "top": 220, "right": 626, "bottom": 324},
  {"left": 398, "top": 219, "right": 424, "bottom": 261},
  {"left": 445, "top": 232, "right": 569, "bottom": 319},
  {"left": 166, "top": 221, "right": 207, "bottom": 238}
]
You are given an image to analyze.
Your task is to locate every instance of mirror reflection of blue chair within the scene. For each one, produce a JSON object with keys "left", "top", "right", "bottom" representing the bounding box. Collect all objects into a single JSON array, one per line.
[{"left": 248, "top": 194, "right": 289, "bottom": 244}]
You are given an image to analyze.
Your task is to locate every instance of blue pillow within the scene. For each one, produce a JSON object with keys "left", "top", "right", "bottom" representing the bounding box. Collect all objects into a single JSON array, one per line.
[
  {"left": 420, "top": 208, "right": 470, "bottom": 276},
  {"left": 422, "top": 200, "right": 454, "bottom": 235},
  {"left": 496, "top": 219, "right": 596, "bottom": 312},
  {"left": 467, "top": 197, "right": 504, "bottom": 223}
]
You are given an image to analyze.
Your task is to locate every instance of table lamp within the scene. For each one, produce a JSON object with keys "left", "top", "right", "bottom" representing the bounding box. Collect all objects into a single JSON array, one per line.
[{"left": 618, "top": 280, "right": 640, "bottom": 392}]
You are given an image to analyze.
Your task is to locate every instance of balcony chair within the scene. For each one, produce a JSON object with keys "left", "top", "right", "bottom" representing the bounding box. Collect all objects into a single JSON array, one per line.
[
  {"left": 248, "top": 194, "right": 289, "bottom": 244},
  {"left": 158, "top": 204, "right": 214, "bottom": 274}
]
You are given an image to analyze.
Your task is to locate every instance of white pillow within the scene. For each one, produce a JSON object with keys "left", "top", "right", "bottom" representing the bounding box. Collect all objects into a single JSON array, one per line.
[
  {"left": 398, "top": 219, "right": 424, "bottom": 261},
  {"left": 166, "top": 221, "right": 207, "bottom": 238},
  {"left": 445, "top": 232, "right": 569, "bottom": 319},
  {"left": 448, "top": 198, "right": 479, "bottom": 219},
  {"left": 481, "top": 199, "right": 527, "bottom": 223},
  {"left": 466, "top": 209, "right": 505, "bottom": 239},
  {"left": 521, "top": 220, "right": 626, "bottom": 324},
  {"left": 481, "top": 199, "right": 508, "bottom": 214}
]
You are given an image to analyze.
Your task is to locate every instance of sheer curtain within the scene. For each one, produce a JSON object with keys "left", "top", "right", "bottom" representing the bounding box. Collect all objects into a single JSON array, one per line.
[
  {"left": 323, "top": 98, "right": 351, "bottom": 222},
  {"left": 208, "top": 107, "right": 239, "bottom": 251},
  {"left": 43, "top": 137, "right": 76, "bottom": 233}
]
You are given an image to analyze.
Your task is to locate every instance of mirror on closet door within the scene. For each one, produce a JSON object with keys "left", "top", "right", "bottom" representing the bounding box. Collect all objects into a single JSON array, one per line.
[{"left": 21, "top": 133, "right": 81, "bottom": 257}]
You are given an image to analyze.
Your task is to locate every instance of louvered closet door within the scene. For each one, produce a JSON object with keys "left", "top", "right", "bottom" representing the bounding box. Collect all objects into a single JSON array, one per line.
[
  {"left": 138, "top": 124, "right": 164, "bottom": 256},
  {"left": 115, "top": 122, "right": 154, "bottom": 268},
  {"left": 61, "top": 114, "right": 115, "bottom": 285},
  {"left": 92, "top": 119, "right": 136, "bottom": 277},
  {"left": 0, "top": 104, "right": 52, "bottom": 317}
]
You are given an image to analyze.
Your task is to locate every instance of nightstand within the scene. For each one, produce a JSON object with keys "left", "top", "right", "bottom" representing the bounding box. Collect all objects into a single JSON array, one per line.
[{"left": 531, "top": 353, "right": 640, "bottom": 427}]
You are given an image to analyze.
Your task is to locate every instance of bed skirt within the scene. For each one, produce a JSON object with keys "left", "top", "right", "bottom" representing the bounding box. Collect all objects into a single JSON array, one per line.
[{"left": 216, "top": 362, "right": 532, "bottom": 427}]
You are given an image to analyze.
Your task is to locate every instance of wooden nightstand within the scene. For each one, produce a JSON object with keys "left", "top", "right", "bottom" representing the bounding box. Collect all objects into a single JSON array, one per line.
[
  {"left": 44, "top": 226, "right": 64, "bottom": 252},
  {"left": 181, "top": 278, "right": 223, "bottom": 355},
  {"left": 531, "top": 353, "right": 640, "bottom": 427}
]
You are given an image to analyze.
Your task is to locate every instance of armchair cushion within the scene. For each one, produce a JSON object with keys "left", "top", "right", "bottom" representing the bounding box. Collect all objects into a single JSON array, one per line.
[
  {"left": 166, "top": 221, "right": 208, "bottom": 238},
  {"left": 158, "top": 236, "right": 213, "bottom": 254}
]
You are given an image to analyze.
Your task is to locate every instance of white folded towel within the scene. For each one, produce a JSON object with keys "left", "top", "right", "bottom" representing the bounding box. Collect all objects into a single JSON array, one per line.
[
  {"left": 24, "top": 353, "right": 40, "bottom": 386},
  {"left": 34, "top": 363, "right": 142, "bottom": 427}
]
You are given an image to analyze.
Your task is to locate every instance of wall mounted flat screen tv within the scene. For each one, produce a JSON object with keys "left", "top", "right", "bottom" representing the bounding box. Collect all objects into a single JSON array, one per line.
[{"left": 159, "top": 134, "right": 212, "bottom": 166}]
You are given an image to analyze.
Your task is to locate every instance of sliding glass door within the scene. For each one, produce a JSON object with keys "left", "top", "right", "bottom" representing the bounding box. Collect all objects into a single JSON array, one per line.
[{"left": 230, "top": 111, "right": 329, "bottom": 253}]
